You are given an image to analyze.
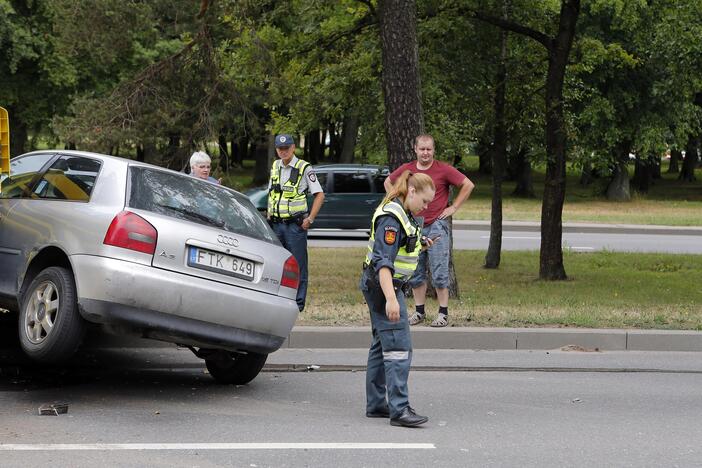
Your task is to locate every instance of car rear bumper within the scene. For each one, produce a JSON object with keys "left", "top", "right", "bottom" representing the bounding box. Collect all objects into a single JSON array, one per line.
[
  {"left": 79, "top": 298, "right": 285, "bottom": 354},
  {"left": 71, "top": 254, "right": 298, "bottom": 353}
]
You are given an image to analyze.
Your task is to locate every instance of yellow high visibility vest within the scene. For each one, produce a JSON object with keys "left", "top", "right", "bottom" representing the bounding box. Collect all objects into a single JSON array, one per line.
[
  {"left": 267, "top": 158, "right": 310, "bottom": 219},
  {"left": 0, "top": 107, "right": 10, "bottom": 177},
  {"left": 364, "top": 199, "right": 421, "bottom": 282}
]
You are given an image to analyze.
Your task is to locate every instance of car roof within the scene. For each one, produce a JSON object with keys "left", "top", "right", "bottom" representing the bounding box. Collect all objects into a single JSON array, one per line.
[
  {"left": 313, "top": 163, "right": 388, "bottom": 173},
  {"left": 19, "top": 150, "right": 190, "bottom": 178}
]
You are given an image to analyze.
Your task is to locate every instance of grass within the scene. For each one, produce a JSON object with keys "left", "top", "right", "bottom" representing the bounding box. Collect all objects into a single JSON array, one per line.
[
  {"left": 454, "top": 158, "right": 702, "bottom": 226},
  {"left": 302, "top": 248, "right": 702, "bottom": 330},
  {"left": 216, "top": 157, "right": 702, "bottom": 226}
]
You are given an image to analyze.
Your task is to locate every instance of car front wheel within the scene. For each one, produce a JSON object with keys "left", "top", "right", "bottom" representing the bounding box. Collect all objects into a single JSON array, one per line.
[
  {"left": 205, "top": 350, "right": 268, "bottom": 385},
  {"left": 18, "top": 266, "right": 86, "bottom": 362}
]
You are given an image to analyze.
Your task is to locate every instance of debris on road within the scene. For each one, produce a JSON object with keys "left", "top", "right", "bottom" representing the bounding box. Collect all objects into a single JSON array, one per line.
[{"left": 38, "top": 403, "right": 68, "bottom": 416}]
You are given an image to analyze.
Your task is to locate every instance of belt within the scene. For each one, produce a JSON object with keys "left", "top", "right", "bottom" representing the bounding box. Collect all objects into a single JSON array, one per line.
[{"left": 270, "top": 216, "right": 303, "bottom": 224}]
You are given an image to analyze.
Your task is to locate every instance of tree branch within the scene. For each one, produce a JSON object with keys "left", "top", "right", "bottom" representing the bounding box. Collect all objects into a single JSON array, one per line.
[{"left": 448, "top": 4, "right": 552, "bottom": 50}]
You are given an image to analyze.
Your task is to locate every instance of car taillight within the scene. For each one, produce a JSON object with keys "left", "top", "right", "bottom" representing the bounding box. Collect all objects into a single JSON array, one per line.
[
  {"left": 103, "top": 211, "right": 158, "bottom": 255},
  {"left": 281, "top": 255, "right": 300, "bottom": 290}
]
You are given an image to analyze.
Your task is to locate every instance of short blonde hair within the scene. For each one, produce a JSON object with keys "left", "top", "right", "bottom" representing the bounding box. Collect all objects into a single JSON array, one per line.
[{"left": 190, "top": 151, "right": 211, "bottom": 168}]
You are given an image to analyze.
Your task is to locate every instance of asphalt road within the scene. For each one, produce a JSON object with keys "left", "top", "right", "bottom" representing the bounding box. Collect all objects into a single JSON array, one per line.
[
  {"left": 2, "top": 348, "right": 702, "bottom": 467},
  {"left": 308, "top": 228, "right": 702, "bottom": 253}
]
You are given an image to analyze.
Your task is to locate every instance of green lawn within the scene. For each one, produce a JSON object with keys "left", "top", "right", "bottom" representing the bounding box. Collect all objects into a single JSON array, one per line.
[
  {"left": 217, "top": 157, "right": 702, "bottom": 226},
  {"left": 303, "top": 248, "right": 702, "bottom": 330},
  {"left": 455, "top": 158, "right": 702, "bottom": 226}
]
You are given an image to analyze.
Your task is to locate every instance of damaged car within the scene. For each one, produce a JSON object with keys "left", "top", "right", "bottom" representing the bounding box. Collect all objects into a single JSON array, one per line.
[{"left": 0, "top": 151, "right": 300, "bottom": 384}]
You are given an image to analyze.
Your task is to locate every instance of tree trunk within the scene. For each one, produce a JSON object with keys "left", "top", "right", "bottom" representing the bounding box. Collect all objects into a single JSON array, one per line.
[
  {"left": 668, "top": 149, "right": 681, "bottom": 173},
  {"left": 253, "top": 135, "right": 272, "bottom": 186},
  {"left": 328, "top": 121, "right": 341, "bottom": 163},
  {"left": 477, "top": 141, "right": 493, "bottom": 175},
  {"left": 678, "top": 135, "right": 699, "bottom": 182},
  {"left": 136, "top": 145, "right": 145, "bottom": 162},
  {"left": 539, "top": 0, "right": 579, "bottom": 281},
  {"left": 306, "top": 130, "right": 321, "bottom": 165},
  {"left": 511, "top": 147, "right": 535, "bottom": 197},
  {"left": 378, "top": 0, "right": 424, "bottom": 170},
  {"left": 485, "top": 19, "right": 508, "bottom": 270},
  {"left": 340, "top": 112, "right": 359, "bottom": 164},
  {"left": 632, "top": 155, "right": 651, "bottom": 194},
  {"left": 8, "top": 108, "right": 27, "bottom": 156},
  {"left": 606, "top": 148, "right": 631, "bottom": 201},
  {"left": 218, "top": 132, "right": 229, "bottom": 173}
]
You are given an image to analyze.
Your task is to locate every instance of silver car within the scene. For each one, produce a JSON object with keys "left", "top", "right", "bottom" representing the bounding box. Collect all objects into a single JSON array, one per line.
[{"left": 0, "top": 150, "right": 300, "bottom": 384}]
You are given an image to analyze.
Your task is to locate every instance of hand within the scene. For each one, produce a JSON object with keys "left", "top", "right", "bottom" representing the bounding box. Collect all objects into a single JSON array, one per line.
[
  {"left": 438, "top": 205, "right": 457, "bottom": 220},
  {"left": 420, "top": 235, "right": 440, "bottom": 251},
  {"left": 301, "top": 217, "right": 313, "bottom": 230},
  {"left": 385, "top": 297, "right": 400, "bottom": 322}
]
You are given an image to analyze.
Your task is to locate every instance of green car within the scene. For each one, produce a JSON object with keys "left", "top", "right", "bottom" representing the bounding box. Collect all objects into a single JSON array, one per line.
[{"left": 246, "top": 164, "right": 389, "bottom": 230}]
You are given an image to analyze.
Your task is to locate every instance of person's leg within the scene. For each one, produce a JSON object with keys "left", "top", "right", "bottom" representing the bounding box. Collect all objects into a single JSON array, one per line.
[
  {"left": 428, "top": 220, "right": 451, "bottom": 327},
  {"left": 378, "top": 290, "right": 412, "bottom": 418},
  {"left": 408, "top": 245, "right": 429, "bottom": 325},
  {"left": 286, "top": 223, "right": 309, "bottom": 311},
  {"left": 363, "top": 288, "right": 388, "bottom": 415}
]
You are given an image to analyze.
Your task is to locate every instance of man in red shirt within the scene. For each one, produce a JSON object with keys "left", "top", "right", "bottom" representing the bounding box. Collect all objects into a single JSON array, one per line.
[{"left": 384, "top": 134, "right": 475, "bottom": 327}]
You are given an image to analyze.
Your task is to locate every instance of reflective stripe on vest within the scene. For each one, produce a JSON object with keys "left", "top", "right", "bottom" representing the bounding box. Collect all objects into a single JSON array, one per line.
[
  {"left": 267, "top": 159, "right": 310, "bottom": 218},
  {"left": 364, "top": 200, "right": 421, "bottom": 282}
]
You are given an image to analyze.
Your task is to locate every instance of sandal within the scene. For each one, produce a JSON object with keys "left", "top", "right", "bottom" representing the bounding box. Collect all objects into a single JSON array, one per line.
[
  {"left": 409, "top": 312, "right": 425, "bottom": 326},
  {"left": 430, "top": 313, "right": 448, "bottom": 328}
]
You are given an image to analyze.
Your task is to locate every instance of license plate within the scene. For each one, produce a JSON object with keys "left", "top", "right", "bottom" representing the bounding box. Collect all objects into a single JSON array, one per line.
[{"left": 188, "top": 246, "right": 255, "bottom": 281}]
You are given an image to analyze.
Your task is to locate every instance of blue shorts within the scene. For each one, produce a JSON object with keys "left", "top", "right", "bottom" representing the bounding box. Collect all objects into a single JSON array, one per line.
[{"left": 408, "top": 218, "right": 450, "bottom": 289}]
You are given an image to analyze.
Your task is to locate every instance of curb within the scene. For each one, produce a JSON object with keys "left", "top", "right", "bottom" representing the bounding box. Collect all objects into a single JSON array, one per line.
[
  {"left": 283, "top": 327, "right": 702, "bottom": 353},
  {"left": 452, "top": 220, "right": 702, "bottom": 236}
]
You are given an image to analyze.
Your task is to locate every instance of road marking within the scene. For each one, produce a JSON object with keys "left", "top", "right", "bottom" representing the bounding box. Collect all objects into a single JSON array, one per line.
[
  {"left": 480, "top": 236, "right": 540, "bottom": 240},
  {"left": 0, "top": 443, "right": 436, "bottom": 451},
  {"left": 569, "top": 246, "right": 595, "bottom": 251}
]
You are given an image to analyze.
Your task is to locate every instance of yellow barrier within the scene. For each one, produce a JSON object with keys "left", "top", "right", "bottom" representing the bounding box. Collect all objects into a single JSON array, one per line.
[{"left": 0, "top": 106, "right": 9, "bottom": 175}]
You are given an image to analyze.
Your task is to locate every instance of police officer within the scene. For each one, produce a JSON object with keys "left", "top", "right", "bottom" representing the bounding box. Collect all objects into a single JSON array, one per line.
[
  {"left": 268, "top": 134, "right": 324, "bottom": 312},
  {"left": 361, "top": 170, "right": 436, "bottom": 427}
]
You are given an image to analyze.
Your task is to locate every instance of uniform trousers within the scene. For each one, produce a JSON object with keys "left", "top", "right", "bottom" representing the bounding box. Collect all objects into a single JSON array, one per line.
[
  {"left": 362, "top": 276, "right": 413, "bottom": 418},
  {"left": 271, "top": 221, "right": 308, "bottom": 311}
]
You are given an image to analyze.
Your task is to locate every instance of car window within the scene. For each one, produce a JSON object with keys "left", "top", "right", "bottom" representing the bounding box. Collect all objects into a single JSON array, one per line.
[
  {"left": 372, "top": 173, "right": 387, "bottom": 192},
  {"left": 332, "top": 172, "right": 371, "bottom": 193},
  {"left": 33, "top": 156, "right": 101, "bottom": 201},
  {"left": 0, "top": 153, "right": 54, "bottom": 199},
  {"left": 128, "top": 166, "right": 277, "bottom": 243},
  {"left": 315, "top": 171, "right": 328, "bottom": 190}
]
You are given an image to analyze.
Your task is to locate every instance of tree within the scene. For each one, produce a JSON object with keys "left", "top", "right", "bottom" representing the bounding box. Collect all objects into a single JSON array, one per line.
[
  {"left": 466, "top": 0, "right": 580, "bottom": 280},
  {"left": 377, "top": 0, "right": 424, "bottom": 169}
]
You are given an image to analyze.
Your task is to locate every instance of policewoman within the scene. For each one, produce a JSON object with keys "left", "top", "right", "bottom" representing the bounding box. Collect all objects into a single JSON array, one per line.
[
  {"left": 361, "top": 170, "right": 436, "bottom": 427},
  {"left": 268, "top": 134, "right": 325, "bottom": 311}
]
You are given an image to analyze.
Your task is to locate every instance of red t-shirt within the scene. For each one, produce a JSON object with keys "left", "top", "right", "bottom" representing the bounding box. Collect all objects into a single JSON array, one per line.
[{"left": 388, "top": 160, "right": 466, "bottom": 225}]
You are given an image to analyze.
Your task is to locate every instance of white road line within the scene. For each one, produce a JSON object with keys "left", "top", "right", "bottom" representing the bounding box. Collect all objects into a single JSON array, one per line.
[
  {"left": 569, "top": 246, "right": 595, "bottom": 250},
  {"left": 480, "top": 236, "right": 541, "bottom": 240},
  {"left": 0, "top": 443, "right": 435, "bottom": 451}
]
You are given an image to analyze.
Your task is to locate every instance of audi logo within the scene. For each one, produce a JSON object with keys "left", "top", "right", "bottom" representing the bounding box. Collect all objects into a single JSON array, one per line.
[{"left": 217, "top": 235, "right": 239, "bottom": 247}]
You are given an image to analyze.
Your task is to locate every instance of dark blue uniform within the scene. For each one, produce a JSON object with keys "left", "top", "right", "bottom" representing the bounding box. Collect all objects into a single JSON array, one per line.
[{"left": 360, "top": 214, "right": 415, "bottom": 419}]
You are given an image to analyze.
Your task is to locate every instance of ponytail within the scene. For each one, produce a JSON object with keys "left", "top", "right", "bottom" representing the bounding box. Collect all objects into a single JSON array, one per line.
[{"left": 384, "top": 170, "right": 435, "bottom": 204}]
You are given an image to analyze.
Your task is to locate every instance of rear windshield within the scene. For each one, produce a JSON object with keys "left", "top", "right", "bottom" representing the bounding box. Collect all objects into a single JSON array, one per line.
[{"left": 128, "top": 166, "right": 277, "bottom": 243}]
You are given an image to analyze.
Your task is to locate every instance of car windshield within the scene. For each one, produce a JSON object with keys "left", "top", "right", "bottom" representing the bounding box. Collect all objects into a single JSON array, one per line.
[{"left": 127, "top": 166, "right": 277, "bottom": 243}]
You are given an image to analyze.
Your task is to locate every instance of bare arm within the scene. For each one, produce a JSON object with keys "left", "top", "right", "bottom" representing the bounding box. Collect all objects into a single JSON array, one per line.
[
  {"left": 439, "top": 177, "right": 475, "bottom": 220},
  {"left": 383, "top": 176, "right": 394, "bottom": 193},
  {"left": 378, "top": 267, "right": 400, "bottom": 322}
]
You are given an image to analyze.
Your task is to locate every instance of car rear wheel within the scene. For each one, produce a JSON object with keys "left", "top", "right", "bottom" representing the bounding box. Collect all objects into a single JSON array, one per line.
[
  {"left": 205, "top": 350, "right": 268, "bottom": 385},
  {"left": 18, "top": 266, "right": 86, "bottom": 362}
]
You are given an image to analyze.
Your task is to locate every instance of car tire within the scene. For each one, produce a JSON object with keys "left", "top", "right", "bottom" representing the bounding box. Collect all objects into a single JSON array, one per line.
[
  {"left": 18, "top": 266, "right": 86, "bottom": 363},
  {"left": 205, "top": 351, "right": 268, "bottom": 385}
]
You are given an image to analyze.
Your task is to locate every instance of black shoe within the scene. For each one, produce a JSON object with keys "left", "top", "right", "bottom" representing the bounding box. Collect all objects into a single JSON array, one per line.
[
  {"left": 366, "top": 407, "right": 390, "bottom": 418},
  {"left": 390, "top": 406, "right": 428, "bottom": 427}
]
